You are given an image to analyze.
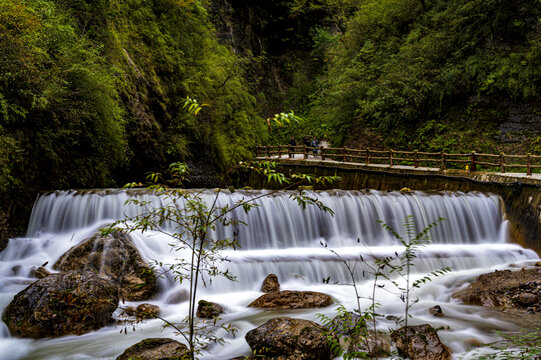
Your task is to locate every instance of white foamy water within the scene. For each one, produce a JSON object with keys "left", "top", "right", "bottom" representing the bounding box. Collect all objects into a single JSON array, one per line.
[{"left": 0, "top": 189, "right": 539, "bottom": 359}]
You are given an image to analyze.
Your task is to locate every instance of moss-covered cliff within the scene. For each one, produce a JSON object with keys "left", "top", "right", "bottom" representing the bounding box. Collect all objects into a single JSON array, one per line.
[
  {"left": 1, "top": 0, "right": 540, "bottom": 246},
  {"left": 0, "top": 0, "right": 266, "bottom": 242}
]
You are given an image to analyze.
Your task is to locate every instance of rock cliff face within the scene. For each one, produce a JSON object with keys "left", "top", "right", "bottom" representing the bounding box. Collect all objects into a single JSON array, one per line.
[{"left": 208, "top": 0, "right": 333, "bottom": 114}]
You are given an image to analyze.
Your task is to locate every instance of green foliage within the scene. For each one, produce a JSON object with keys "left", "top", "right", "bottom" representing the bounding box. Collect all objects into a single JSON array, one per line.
[
  {"left": 0, "top": 0, "right": 128, "bottom": 191},
  {"left": 378, "top": 215, "right": 450, "bottom": 328},
  {"left": 0, "top": 0, "right": 269, "bottom": 238},
  {"left": 100, "top": 0, "right": 265, "bottom": 170},
  {"left": 317, "top": 305, "right": 375, "bottom": 359},
  {"left": 463, "top": 329, "right": 541, "bottom": 359},
  {"left": 309, "top": 0, "right": 541, "bottom": 149}
]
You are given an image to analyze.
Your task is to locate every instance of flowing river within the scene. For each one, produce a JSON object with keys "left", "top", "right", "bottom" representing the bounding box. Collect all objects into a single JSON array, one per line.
[{"left": 0, "top": 189, "right": 539, "bottom": 359}]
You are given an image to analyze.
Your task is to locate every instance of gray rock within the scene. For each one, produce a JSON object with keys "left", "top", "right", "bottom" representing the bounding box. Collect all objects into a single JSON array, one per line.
[
  {"left": 245, "top": 317, "right": 332, "bottom": 360},
  {"left": 53, "top": 232, "right": 156, "bottom": 301},
  {"left": 3, "top": 270, "right": 118, "bottom": 338},
  {"left": 116, "top": 338, "right": 188, "bottom": 360},
  {"left": 196, "top": 300, "right": 223, "bottom": 319},
  {"left": 136, "top": 303, "right": 161, "bottom": 319},
  {"left": 165, "top": 289, "right": 189, "bottom": 304},
  {"left": 248, "top": 290, "right": 332, "bottom": 309},
  {"left": 29, "top": 266, "right": 51, "bottom": 279},
  {"left": 391, "top": 324, "right": 451, "bottom": 360}
]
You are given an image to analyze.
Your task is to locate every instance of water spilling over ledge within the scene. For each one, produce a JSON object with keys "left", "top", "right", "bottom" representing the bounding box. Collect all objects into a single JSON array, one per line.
[
  {"left": 1, "top": 189, "right": 539, "bottom": 359},
  {"left": 27, "top": 189, "right": 507, "bottom": 248}
]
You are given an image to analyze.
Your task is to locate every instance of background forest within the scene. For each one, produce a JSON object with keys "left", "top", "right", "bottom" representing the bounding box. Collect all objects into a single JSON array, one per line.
[{"left": 1, "top": 0, "right": 540, "bottom": 244}]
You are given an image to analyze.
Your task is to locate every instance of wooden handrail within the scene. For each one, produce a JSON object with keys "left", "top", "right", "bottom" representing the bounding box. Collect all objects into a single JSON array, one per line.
[{"left": 256, "top": 145, "right": 540, "bottom": 176}]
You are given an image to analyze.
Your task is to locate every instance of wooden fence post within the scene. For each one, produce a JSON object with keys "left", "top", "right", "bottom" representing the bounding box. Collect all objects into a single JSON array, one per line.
[
  {"left": 527, "top": 153, "right": 532, "bottom": 176},
  {"left": 440, "top": 151, "right": 446, "bottom": 171},
  {"left": 390, "top": 150, "right": 394, "bottom": 167},
  {"left": 470, "top": 152, "right": 476, "bottom": 172},
  {"left": 320, "top": 146, "right": 325, "bottom": 160},
  {"left": 256, "top": 146, "right": 260, "bottom": 157},
  {"left": 343, "top": 147, "right": 347, "bottom": 162},
  {"left": 414, "top": 150, "right": 419, "bottom": 168},
  {"left": 303, "top": 145, "right": 307, "bottom": 159},
  {"left": 288, "top": 145, "right": 292, "bottom": 158},
  {"left": 267, "top": 145, "right": 271, "bottom": 158},
  {"left": 500, "top": 152, "right": 505, "bottom": 173},
  {"left": 277, "top": 145, "right": 281, "bottom": 159},
  {"left": 366, "top": 148, "right": 371, "bottom": 165}
]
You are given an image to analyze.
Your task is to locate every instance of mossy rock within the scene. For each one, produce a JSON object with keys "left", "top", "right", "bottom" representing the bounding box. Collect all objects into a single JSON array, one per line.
[
  {"left": 116, "top": 338, "right": 188, "bottom": 360},
  {"left": 3, "top": 270, "right": 118, "bottom": 338}
]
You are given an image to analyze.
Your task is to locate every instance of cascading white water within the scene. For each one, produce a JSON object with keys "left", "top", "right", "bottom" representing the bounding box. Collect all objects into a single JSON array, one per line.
[{"left": 0, "top": 189, "right": 539, "bottom": 359}]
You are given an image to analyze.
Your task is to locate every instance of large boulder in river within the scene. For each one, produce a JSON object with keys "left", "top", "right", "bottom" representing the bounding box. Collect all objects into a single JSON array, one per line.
[
  {"left": 391, "top": 324, "right": 451, "bottom": 360},
  {"left": 3, "top": 270, "right": 118, "bottom": 338},
  {"left": 53, "top": 232, "right": 156, "bottom": 301},
  {"left": 248, "top": 290, "right": 332, "bottom": 309},
  {"left": 116, "top": 338, "right": 189, "bottom": 360},
  {"left": 453, "top": 268, "right": 541, "bottom": 311},
  {"left": 245, "top": 317, "right": 333, "bottom": 360}
]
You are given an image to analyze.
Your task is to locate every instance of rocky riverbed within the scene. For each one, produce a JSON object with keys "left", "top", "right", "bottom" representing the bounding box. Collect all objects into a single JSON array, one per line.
[{"left": 453, "top": 265, "right": 541, "bottom": 313}]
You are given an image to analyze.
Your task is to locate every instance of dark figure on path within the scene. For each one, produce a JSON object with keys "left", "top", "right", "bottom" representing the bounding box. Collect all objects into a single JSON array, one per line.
[
  {"left": 303, "top": 136, "right": 311, "bottom": 147},
  {"left": 288, "top": 136, "right": 296, "bottom": 146},
  {"left": 310, "top": 137, "right": 319, "bottom": 155}
]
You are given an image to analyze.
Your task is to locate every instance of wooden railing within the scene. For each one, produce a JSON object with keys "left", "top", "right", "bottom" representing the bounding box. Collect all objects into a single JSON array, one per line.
[{"left": 256, "top": 145, "right": 541, "bottom": 176}]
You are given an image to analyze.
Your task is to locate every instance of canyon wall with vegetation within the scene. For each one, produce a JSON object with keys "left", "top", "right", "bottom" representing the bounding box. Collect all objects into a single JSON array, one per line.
[{"left": 1, "top": 0, "right": 540, "bottom": 247}]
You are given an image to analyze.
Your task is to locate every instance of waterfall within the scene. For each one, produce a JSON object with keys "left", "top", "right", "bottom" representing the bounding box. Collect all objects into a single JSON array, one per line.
[
  {"left": 27, "top": 189, "right": 506, "bottom": 247},
  {"left": 0, "top": 189, "right": 538, "bottom": 360}
]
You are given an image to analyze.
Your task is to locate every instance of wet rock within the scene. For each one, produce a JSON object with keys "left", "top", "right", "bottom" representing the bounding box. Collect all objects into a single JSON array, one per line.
[
  {"left": 29, "top": 266, "right": 51, "bottom": 279},
  {"left": 429, "top": 305, "right": 444, "bottom": 317},
  {"left": 165, "top": 289, "right": 189, "bottom": 304},
  {"left": 465, "top": 337, "right": 484, "bottom": 348},
  {"left": 122, "top": 306, "right": 137, "bottom": 317},
  {"left": 327, "top": 311, "right": 390, "bottom": 357},
  {"left": 343, "top": 331, "right": 391, "bottom": 358},
  {"left": 136, "top": 303, "right": 161, "bottom": 319},
  {"left": 260, "top": 274, "right": 280, "bottom": 293},
  {"left": 327, "top": 311, "right": 365, "bottom": 335},
  {"left": 391, "top": 324, "right": 451, "bottom": 360},
  {"left": 453, "top": 268, "right": 541, "bottom": 311},
  {"left": 196, "top": 300, "right": 223, "bottom": 318},
  {"left": 11, "top": 265, "right": 22, "bottom": 275},
  {"left": 3, "top": 270, "right": 118, "bottom": 338},
  {"left": 513, "top": 292, "right": 539, "bottom": 306},
  {"left": 53, "top": 232, "right": 156, "bottom": 301},
  {"left": 248, "top": 290, "right": 332, "bottom": 309},
  {"left": 245, "top": 317, "right": 332, "bottom": 360},
  {"left": 116, "top": 338, "right": 188, "bottom": 360}
]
